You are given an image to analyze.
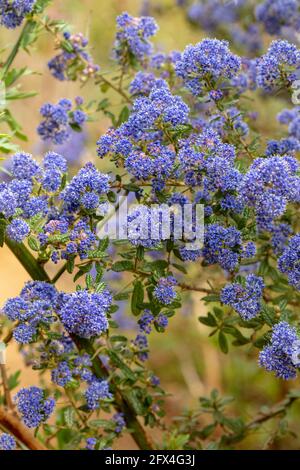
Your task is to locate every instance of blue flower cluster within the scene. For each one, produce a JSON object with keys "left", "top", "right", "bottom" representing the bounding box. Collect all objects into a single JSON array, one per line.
[
  {"left": 0, "top": 0, "right": 35, "bottom": 29},
  {"left": 59, "top": 289, "right": 111, "bottom": 339},
  {"left": 187, "top": 0, "right": 238, "bottom": 34},
  {"left": 39, "top": 217, "right": 98, "bottom": 263},
  {"left": 175, "top": 39, "right": 241, "bottom": 95},
  {"left": 14, "top": 386, "right": 55, "bottom": 428},
  {"left": 86, "top": 437, "right": 97, "bottom": 450},
  {"left": 259, "top": 322, "right": 300, "bottom": 379},
  {"left": 202, "top": 224, "right": 248, "bottom": 272},
  {"left": 129, "top": 71, "right": 165, "bottom": 97},
  {"left": 269, "top": 107, "right": 300, "bottom": 157},
  {"left": 51, "top": 353, "right": 99, "bottom": 388},
  {"left": 153, "top": 276, "right": 177, "bottom": 305},
  {"left": 256, "top": 40, "right": 300, "bottom": 91},
  {"left": 255, "top": 0, "right": 300, "bottom": 35},
  {"left": 48, "top": 32, "right": 100, "bottom": 82},
  {"left": 278, "top": 234, "right": 300, "bottom": 290},
  {"left": 112, "top": 413, "right": 126, "bottom": 434},
  {"left": 3, "top": 281, "right": 58, "bottom": 344},
  {"left": 133, "top": 333, "right": 149, "bottom": 362},
  {"left": 138, "top": 310, "right": 169, "bottom": 333},
  {"left": 113, "top": 12, "right": 158, "bottom": 63},
  {"left": 240, "top": 155, "right": 300, "bottom": 231},
  {"left": 0, "top": 151, "right": 110, "bottom": 263},
  {"left": 133, "top": 206, "right": 161, "bottom": 247},
  {"left": 2, "top": 281, "right": 112, "bottom": 343},
  {"left": 0, "top": 152, "right": 68, "bottom": 243},
  {"left": 85, "top": 378, "right": 112, "bottom": 410},
  {"left": 221, "top": 275, "right": 265, "bottom": 320},
  {"left": 51, "top": 361, "right": 73, "bottom": 387},
  {"left": 98, "top": 80, "right": 188, "bottom": 185},
  {"left": 37, "top": 98, "right": 87, "bottom": 145},
  {"left": 178, "top": 128, "right": 241, "bottom": 192},
  {"left": 0, "top": 433, "right": 16, "bottom": 450},
  {"left": 61, "top": 162, "right": 110, "bottom": 212},
  {"left": 150, "top": 51, "right": 181, "bottom": 80}
]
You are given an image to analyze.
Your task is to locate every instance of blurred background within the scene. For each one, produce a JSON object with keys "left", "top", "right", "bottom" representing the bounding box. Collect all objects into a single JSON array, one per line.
[{"left": 1, "top": 0, "right": 300, "bottom": 449}]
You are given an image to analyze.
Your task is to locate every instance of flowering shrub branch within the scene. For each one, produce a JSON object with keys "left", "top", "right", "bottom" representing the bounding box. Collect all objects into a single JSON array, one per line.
[{"left": 0, "top": 0, "right": 300, "bottom": 451}]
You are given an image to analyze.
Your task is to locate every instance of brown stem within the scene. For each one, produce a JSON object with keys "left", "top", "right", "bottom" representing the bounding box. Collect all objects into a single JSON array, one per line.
[
  {"left": 179, "top": 283, "right": 216, "bottom": 295},
  {"left": 0, "top": 406, "right": 47, "bottom": 450},
  {"left": 0, "top": 364, "right": 14, "bottom": 410},
  {"left": 246, "top": 395, "right": 298, "bottom": 430}
]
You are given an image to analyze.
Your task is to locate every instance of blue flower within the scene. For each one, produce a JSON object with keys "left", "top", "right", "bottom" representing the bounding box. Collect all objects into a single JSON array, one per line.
[
  {"left": 37, "top": 99, "right": 86, "bottom": 145},
  {"left": 255, "top": 0, "right": 299, "bottom": 35},
  {"left": 10, "top": 152, "right": 41, "bottom": 180},
  {"left": 154, "top": 276, "right": 177, "bottom": 305},
  {"left": 0, "top": 185, "right": 17, "bottom": 217},
  {"left": 51, "top": 361, "right": 72, "bottom": 387},
  {"left": 202, "top": 224, "right": 245, "bottom": 272},
  {"left": 2, "top": 282, "right": 58, "bottom": 344},
  {"left": 0, "top": 433, "right": 16, "bottom": 450},
  {"left": 14, "top": 386, "right": 55, "bottom": 428},
  {"left": 112, "top": 413, "right": 126, "bottom": 433},
  {"left": 175, "top": 39, "right": 241, "bottom": 95},
  {"left": 138, "top": 311, "right": 154, "bottom": 334},
  {"left": 86, "top": 437, "right": 97, "bottom": 450},
  {"left": 6, "top": 218, "right": 30, "bottom": 242},
  {"left": 0, "top": 0, "right": 35, "bottom": 29},
  {"left": 61, "top": 162, "right": 110, "bottom": 212},
  {"left": 59, "top": 290, "right": 111, "bottom": 339},
  {"left": 133, "top": 334, "right": 149, "bottom": 361},
  {"left": 85, "top": 379, "right": 112, "bottom": 410},
  {"left": 113, "top": 12, "right": 158, "bottom": 63},
  {"left": 48, "top": 32, "right": 99, "bottom": 82},
  {"left": 221, "top": 275, "right": 264, "bottom": 320},
  {"left": 256, "top": 40, "right": 300, "bottom": 91},
  {"left": 259, "top": 322, "right": 299, "bottom": 380},
  {"left": 240, "top": 155, "right": 300, "bottom": 231},
  {"left": 278, "top": 234, "right": 300, "bottom": 290}
]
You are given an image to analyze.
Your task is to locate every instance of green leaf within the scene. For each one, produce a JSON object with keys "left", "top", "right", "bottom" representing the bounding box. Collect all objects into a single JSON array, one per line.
[
  {"left": 66, "top": 256, "right": 75, "bottom": 274},
  {"left": 114, "top": 291, "right": 131, "bottom": 301},
  {"left": 0, "top": 219, "right": 7, "bottom": 247},
  {"left": 122, "top": 183, "right": 140, "bottom": 192},
  {"left": 107, "top": 191, "right": 117, "bottom": 203},
  {"left": 219, "top": 331, "right": 228, "bottom": 354},
  {"left": 85, "top": 274, "right": 93, "bottom": 289},
  {"left": 117, "top": 106, "right": 130, "bottom": 125},
  {"left": 111, "top": 260, "right": 134, "bottom": 272},
  {"left": 199, "top": 313, "right": 217, "bottom": 327},
  {"left": 131, "top": 281, "right": 144, "bottom": 316},
  {"left": 124, "top": 389, "right": 145, "bottom": 415},
  {"left": 27, "top": 236, "right": 40, "bottom": 252},
  {"left": 172, "top": 263, "right": 187, "bottom": 274},
  {"left": 110, "top": 335, "right": 127, "bottom": 343},
  {"left": 98, "top": 236, "right": 109, "bottom": 252},
  {"left": 261, "top": 303, "right": 275, "bottom": 327},
  {"left": 108, "top": 350, "right": 136, "bottom": 381},
  {"left": 7, "top": 370, "right": 21, "bottom": 390},
  {"left": 64, "top": 407, "right": 75, "bottom": 428},
  {"left": 202, "top": 294, "right": 220, "bottom": 303}
]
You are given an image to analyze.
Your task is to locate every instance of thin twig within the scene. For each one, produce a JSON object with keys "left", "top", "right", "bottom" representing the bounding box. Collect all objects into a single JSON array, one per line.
[{"left": 0, "top": 364, "right": 14, "bottom": 410}]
